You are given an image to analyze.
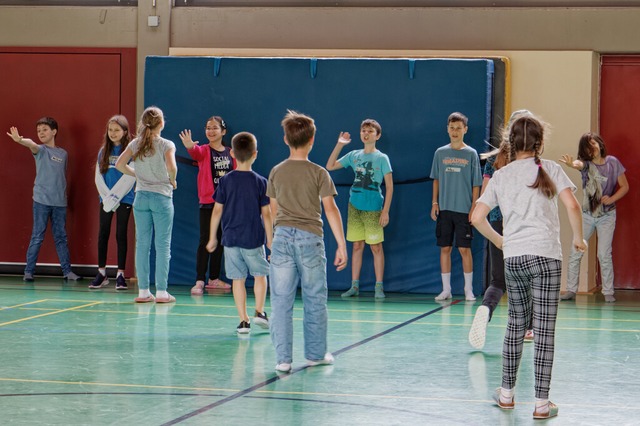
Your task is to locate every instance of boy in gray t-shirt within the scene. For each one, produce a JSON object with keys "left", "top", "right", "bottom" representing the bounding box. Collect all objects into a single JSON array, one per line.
[{"left": 7, "top": 117, "right": 81, "bottom": 282}]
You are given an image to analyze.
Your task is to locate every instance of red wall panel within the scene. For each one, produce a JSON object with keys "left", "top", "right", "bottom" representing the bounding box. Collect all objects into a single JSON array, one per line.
[
  {"left": 0, "top": 48, "right": 136, "bottom": 276},
  {"left": 600, "top": 55, "right": 640, "bottom": 289}
]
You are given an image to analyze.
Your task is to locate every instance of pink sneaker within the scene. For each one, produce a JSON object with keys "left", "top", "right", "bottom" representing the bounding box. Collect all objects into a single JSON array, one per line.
[
  {"left": 205, "top": 279, "right": 231, "bottom": 289},
  {"left": 191, "top": 281, "right": 204, "bottom": 295}
]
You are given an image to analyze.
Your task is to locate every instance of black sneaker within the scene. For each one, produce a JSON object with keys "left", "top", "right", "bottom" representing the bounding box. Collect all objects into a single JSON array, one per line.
[
  {"left": 237, "top": 321, "right": 250, "bottom": 334},
  {"left": 254, "top": 311, "right": 269, "bottom": 329},
  {"left": 115, "top": 275, "right": 128, "bottom": 290},
  {"left": 88, "top": 272, "right": 108, "bottom": 289}
]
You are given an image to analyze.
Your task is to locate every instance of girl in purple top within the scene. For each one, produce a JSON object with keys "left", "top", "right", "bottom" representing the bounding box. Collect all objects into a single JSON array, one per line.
[{"left": 560, "top": 132, "right": 629, "bottom": 302}]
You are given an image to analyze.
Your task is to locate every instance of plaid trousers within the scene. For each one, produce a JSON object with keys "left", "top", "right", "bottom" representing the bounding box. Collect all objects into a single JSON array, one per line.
[{"left": 502, "top": 255, "right": 562, "bottom": 399}]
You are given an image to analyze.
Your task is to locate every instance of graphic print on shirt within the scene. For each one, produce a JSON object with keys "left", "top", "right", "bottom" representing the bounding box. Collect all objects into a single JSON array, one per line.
[
  {"left": 352, "top": 160, "right": 379, "bottom": 194},
  {"left": 443, "top": 156, "right": 470, "bottom": 173},
  {"left": 210, "top": 148, "right": 232, "bottom": 186}
]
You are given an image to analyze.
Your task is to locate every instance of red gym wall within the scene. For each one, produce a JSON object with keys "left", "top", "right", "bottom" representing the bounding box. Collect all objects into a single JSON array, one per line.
[
  {"left": 0, "top": 47, "right": 136, "bottom": 276},
  {"left": 600, "top": 55, "right": 640, "bottom": 289}
]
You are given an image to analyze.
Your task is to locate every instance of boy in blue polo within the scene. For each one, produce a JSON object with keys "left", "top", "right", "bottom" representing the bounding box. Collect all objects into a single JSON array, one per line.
[
  {"left": 7, "top": 118, "right": 82, "bottom": 282},
  {"left": 207, "top": 132, "right": 272, "bottom": 334},
  {"left": 326, "top": 119, "right": 393, "bottom": 299}
]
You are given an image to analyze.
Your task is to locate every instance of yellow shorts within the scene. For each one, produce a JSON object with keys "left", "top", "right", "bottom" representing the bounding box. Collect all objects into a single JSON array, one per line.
[{"left": 346, "top": 203, "right": 384, "bottom": 245}]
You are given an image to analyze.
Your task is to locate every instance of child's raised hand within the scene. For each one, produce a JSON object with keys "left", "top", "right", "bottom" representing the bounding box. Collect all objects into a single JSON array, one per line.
[
  {"left": 559, "top": 154, "right": 574, "bottom": 167},
  {"left": 7, "top": 127, "right": 22, "bottom": 142},
  {"left": 338, "top": 132, "right": 351, "bottom": 144},
  {"left": 179, "top": 129, "right": 197, "bottom": 147}
]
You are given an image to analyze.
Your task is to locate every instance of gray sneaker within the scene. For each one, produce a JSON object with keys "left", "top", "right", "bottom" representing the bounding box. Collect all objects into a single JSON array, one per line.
[
  {"left": 604, "top": 294, "right": 616, "bottom": 303},
  {"left": 23, "top": 272, "right": 34, "bottom": 282},
  {"left": 64, "top": 271, "right": 83, "bottom": 281},
  {"left": 560, "top": 291, "right": 576, "bottom": 301}
]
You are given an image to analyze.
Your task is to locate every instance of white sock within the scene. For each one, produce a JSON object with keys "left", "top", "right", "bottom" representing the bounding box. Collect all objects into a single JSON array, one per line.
[
  {"left": 99, "top": 268, "right": 106, "bottom": 276},
  {"left": 441, "top": 273, "right": 451, "bottom": 293},
  {"left": 501, "top": 387, "right": 514, "bottom": 402},
  {"left": 535, "top": 398, "right": 550, "bottom": 411},
  {"left": 117, "top": 271, "right": 124, "bottom": 278},
  {"left": 464, "top": 272, "right": 474, "bottom": 293},
  {"left": 156, "top": 290, "right": 169, "bottom": 299},
  {"left": 138, "top": 289, "right": 151, "bottom": 298}
]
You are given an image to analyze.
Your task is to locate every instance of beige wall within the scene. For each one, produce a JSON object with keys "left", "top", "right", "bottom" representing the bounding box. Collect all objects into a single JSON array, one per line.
[{"left": 1, "top": 5, "right": 622, "bottom": 291}]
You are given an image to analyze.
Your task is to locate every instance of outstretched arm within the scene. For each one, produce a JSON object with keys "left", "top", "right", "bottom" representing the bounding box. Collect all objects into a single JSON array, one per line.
[
  {"left": 559, "top": 154, "right": 584, "bottom": 171},
  {"left": 325, "top": 132, "right": 350, "bottom": 171},
  {"left": 322, "top": 195, "right": 348, "bottom": 271},
  {"left": 7, "top": 127, "right": 39, "bottom": 154}
]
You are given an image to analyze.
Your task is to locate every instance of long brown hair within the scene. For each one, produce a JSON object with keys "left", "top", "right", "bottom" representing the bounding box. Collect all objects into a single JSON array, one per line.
[
  {"left": 133, "top": 106, "right": 164, "bottom": 160},
  {"left": 577, "top": 132, "right": 607, "bottom": 161},
  {"left": 98, "top": 115, "right": 131, "bottom": 174},
  {"left": 508, "top": 116, "right": 556, "bottom": 198}
]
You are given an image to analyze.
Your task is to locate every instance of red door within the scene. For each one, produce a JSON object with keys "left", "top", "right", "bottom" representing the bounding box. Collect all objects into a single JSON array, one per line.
[
  {"left": 600, "top": 55, "right": 640, "bottom": 289},
  {"left": 0, "top": 48, "right": 136, "bottom": 276}
]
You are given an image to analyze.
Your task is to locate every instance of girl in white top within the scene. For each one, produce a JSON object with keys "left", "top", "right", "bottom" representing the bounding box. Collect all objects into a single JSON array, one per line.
[{"left": 471, "top": 114, "right": 586, "bottom": 420}]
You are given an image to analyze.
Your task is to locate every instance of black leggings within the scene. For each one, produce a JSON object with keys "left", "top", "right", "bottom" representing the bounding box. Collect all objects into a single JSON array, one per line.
[
  {"left": 196, "top": 206, "right": 224, "bottom": 281},
  {"left": 98, "top": 203, "right": 132, "bottom": 270}
]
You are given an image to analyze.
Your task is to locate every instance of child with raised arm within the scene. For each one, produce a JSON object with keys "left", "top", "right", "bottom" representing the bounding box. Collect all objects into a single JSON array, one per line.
[
  {"left": 430, "top": 112, "right": 483, "bottom": 301},
  {"left": 116, "top": 106, "right": 177, "bottom": 304},
  {"left": 179, "top": 116, "right": 236, "bottom": 295},
  {"left": 267, "top": 110, "right": 348, "bottom": 373},
  {"left": 206, "top": 132, "right": 273, "bottom": 335},
  {"left": 559, "top": 132, "right": 629, "bottom": 302},
  {"left": 91, "top": 115, "right": 136, "bottom": 290},
  {"left": 7, "top": 118, "right": 82, "bottom": 282},
  {"left": 326, "top": 119, "right": 393, "bottom": 299},
  {"left": 471, "top": 113, "right": 586, "bottom": 420}
]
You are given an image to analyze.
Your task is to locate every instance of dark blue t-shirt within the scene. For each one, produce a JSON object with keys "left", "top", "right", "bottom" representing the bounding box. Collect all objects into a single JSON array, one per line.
[{"left": 213, "top": 170, "right": 270, "bottom": 249}]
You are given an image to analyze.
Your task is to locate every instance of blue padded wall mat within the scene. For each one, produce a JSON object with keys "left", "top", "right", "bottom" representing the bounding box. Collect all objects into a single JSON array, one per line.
[{"left": 144, "top": 56, "right": 493, "bottom": 294}]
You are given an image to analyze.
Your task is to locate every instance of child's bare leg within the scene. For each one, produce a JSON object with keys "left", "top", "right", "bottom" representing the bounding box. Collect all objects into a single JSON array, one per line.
[
  {"left": 232, "top": 278, "right": 249, "bottom": 322},
  {"left": 253, "top": 276, "right": 268, "bottom": 314},
  {"left": 342, "top": 241, "right": 364, "bottom": 298},
  {"left": 459, "top": 247, "right": 475, "bottom": 300},
  {"left": 370, "top": 243, "right": 386, "bottom": 299},
  {"left": 435, "top": 246, "right": 453, "bottom": 300}
]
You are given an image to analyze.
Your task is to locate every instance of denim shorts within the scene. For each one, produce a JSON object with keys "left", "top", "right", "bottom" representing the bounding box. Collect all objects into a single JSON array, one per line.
[{"left": 224, "top": 246, "right": 270, "bottom": 280}]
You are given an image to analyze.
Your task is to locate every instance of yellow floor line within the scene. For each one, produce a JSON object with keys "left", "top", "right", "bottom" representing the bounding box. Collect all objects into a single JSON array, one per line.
[
  {"left": 0, "top": 301, "right": 102, "bottom": 327},
  {"left": 0, "top": 299, "right": 49, "bottom": 310}
]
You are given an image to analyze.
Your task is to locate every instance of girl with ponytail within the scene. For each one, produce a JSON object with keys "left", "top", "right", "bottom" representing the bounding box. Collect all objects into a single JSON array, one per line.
[{"left": 471, "top": 113, "right": 587, "bottom": 420}]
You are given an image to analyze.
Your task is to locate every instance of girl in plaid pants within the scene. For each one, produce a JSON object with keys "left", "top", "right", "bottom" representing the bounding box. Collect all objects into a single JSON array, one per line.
[{"left": 471, "top": 113, "right": 586, "bottom": 420}]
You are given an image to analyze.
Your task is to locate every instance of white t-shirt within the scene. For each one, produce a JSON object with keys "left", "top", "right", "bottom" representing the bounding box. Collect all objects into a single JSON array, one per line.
[{"left": 477, "top": 157, "right": 576, "bottom": 260}]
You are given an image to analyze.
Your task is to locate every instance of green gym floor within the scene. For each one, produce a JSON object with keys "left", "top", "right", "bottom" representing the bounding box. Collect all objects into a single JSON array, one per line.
[{"left": 1, "top": 276, "right": 639, "bottom": 425}]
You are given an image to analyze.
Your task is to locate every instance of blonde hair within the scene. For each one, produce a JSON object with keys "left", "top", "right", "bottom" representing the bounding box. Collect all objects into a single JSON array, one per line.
[{"left": 133, "top": 106, "right": 164, "bottom": 160}]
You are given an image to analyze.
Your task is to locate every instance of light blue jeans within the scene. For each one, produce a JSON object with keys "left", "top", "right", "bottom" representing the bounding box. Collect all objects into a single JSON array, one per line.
[
  {"left": 133, "top": 191, "right": 174, "bottom": 292},
  {"left": 269, "top": 226, "right": 328, "bottom": 364},
  {"left": 566, "top": 210, "right": 616, "bottom": 295},
  {"left": 25, "top": 201, "right": 72, "bottom": 275}
]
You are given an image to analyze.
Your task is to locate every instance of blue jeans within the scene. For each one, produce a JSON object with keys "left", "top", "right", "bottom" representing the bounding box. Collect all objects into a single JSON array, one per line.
[
  {"left": 25, "top": 201, "right": 72, "bottom": 275},
  {"left": 269, "top": 226, "right": 328, "bottom": 364},
  {"left": 566, "top": 210, "right": 616, "bottom": 295},
  {"left": 133, "top": 191, "right": 174, "bottom": 291}
]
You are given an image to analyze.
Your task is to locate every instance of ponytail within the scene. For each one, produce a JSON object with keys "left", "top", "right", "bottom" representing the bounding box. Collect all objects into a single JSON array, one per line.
[{"left": 133, "top": 106, "right": 163, "bottom": 160}]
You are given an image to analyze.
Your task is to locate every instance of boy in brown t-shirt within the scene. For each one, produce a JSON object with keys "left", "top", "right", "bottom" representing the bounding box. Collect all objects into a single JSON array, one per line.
[{"left": 266, "top": 110, "right": 348, "bottom": 373}]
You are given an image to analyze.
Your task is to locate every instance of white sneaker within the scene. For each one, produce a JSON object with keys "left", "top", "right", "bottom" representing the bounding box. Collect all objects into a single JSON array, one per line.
[
  {"left": 469, "top": 305, "right": 490, "bottom": 349},
  {"left": 275, "top": 363, "right": 292, "bottom": 373},
  {"left": 306, "top": 352, "right": 334, "bottom": 367},
  {"left": 465, "top": 292, "right": 476, "bottom": 301},
  {"left": 435, "top": 291, "right": 452, "bottom": 301}
]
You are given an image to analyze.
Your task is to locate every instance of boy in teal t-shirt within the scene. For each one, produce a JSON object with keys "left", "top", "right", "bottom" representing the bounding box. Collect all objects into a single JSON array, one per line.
[{"left": 326, "top": 119, "right": 393, "bottom": 299}]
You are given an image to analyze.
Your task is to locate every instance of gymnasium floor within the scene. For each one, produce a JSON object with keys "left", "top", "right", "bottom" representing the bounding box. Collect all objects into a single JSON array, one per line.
[{"left": 1, "top": 276, "right": 639, "bottom": 425}]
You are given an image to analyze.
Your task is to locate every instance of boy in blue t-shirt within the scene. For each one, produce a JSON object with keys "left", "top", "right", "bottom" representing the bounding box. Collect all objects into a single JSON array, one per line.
[
  {"left": 7, "top": 117, "right": 82, "bottom": 282},
  {"left": 206, "top": 132, "right": 273, "bottom": 334},
  {"left": 430, "top": 112, "right": 482, "bottom": 301},
  {"left": 326, "top": 119, "right": 393, "bottom": 299}
]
